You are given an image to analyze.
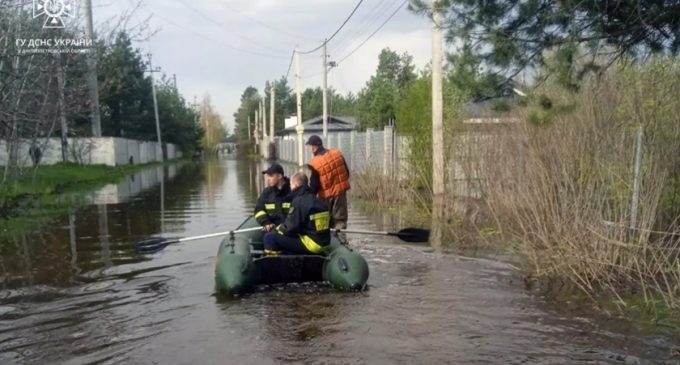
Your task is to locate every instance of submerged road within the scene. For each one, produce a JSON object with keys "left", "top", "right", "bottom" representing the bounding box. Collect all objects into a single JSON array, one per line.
[{"left": 0, "top": 159, "right": 676, "bottom": 364}]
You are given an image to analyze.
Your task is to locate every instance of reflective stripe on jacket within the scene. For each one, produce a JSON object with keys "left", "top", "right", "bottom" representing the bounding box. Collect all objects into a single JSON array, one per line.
[
  {"left": 275, "top": 185, "right": 331, "bottom": 250},
  {"left": 253, "top": 178, "right": 292, "bottom": 226}
]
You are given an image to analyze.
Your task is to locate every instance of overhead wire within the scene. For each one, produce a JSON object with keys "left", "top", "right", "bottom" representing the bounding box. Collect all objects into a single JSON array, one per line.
[
  {"left": 152, "top": 12, "right": 288, "bottom": 59},
  {"left": 122, "top": 0, "right": 287, "bottom": 58},
  {"left": 284, "top": 50, "right": 295, "bottom": 79},
  {"left": 298, "top": 0, "right": 365, "bottom": 54},
  {"left": 336, "top": 0, "right": 408, "bottom": 65},
  {"left": 217, "top": 2, "right": 316, "bottom": 42},
  {"left": 329, "top": 0, "right": 394, "bottom": 56},
  {"left": 173, "top": 0, "right": 290, "bottom": 56}
]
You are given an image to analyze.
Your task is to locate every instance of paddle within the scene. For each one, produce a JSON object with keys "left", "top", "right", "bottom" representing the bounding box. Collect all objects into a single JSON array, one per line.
[
  {"left": 134, "top": 227, "right": 263, "bottom": 254},
  {"left": 334, "top": 228, "right": 430, "bottom": 243}
]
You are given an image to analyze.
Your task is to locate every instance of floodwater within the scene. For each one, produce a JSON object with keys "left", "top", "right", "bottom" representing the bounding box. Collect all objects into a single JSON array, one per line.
[{"left": 0, "top": 159, "right": 677, "bottom": 364}]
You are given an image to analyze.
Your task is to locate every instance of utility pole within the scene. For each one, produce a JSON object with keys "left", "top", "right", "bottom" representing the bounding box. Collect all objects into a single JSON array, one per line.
[
  {"left": 84, "top": 0, "right": 102, "bottom": 137},
  {"left": 431, "top": 7, "right": 445, "bottom": 198},
  {"left": 254, "top": 109, "right": 260, "bottom": 155},
  {"left": 261, "top": 97, "right": 267, "bottom": 159},
  {"left": 261, "top": 97, "right": 267, "bottom": 140},
  {"left": 147, "top": 53, "right": 163, "bottom": 160},
  {"left": 295, "top": 49, "right": 304, "bottom": 167},
  {"left": 322, "top": 39, "right": 328, "bottom": 139},
  {"left": 247, "top": 115, "right": 251, "bottom": 141},
  {"left": 173, "top": 74, "right": 177, "bottom": 90},
  {"left": 269, "top": 83, "right": 275, "bottom": 139}
]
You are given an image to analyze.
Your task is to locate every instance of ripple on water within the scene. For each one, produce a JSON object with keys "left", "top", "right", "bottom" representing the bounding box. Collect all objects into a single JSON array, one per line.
[{"left": 0, "top": 160, "right": 677, "bottom": 364}]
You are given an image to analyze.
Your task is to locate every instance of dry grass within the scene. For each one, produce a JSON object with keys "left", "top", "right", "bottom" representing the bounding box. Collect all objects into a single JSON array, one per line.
[
  {"left": 353, "top": 59, "right": 680, "bottom": 317},
  {"left": 478, "top": 59, "right": 680, "bottom": 312}
]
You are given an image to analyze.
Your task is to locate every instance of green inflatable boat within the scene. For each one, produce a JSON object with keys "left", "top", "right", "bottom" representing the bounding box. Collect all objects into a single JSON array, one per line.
[{"left": 214, "top": 217, "right": 369, "bottom": 294}]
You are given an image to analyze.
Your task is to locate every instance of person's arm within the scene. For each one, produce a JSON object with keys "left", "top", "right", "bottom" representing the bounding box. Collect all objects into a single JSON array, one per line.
[
  {"left": 276, "top": 198, "right": 304, "bottom": 235},
  {"left": 253, "top": 192, "right": 272, "bottom": 226},
  {"left": 342, "top": 155, "right": 350, "bottom": 179},
  {"left": 308, "top": 166, "right": 321, "bottom": 195}
]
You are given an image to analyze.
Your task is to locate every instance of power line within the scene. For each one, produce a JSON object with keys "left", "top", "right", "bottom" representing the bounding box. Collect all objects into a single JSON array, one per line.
[
  {"left": 329, "top": 0, "right": 394, "bottom": 56},
  {"left": 284, "top": 50, "right": 295, "bottom": 79},
  {"left": 218, "top": 2, "right": 316, "bottom": 42},
  {"left": 153, "top": 12, "right": 288, "bottom": 59},
  {"left": 173, "top": 0, "right": 290, "bottom": 56},
  {"left": 299, "top": 0, "right": 365, "bottom": 54},
  {"left": 123, "top": 0, "right": 286, "bottom": 59},
  {"left": 336, "top": 0, "right": 407, "bottom": 65}
]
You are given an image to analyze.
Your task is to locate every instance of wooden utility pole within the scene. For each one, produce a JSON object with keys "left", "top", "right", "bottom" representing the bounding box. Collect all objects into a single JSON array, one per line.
[
  {"left": 261, "top": 98, "right": 267, "bottom": 140},
  {"left": 247, "top": 115, "right": 251, "bottom": 141},
  {"left": 254, "top": 109, "right": 260, "bottom": 154},
  {"left": 322, "top": 39, "right": 328, "bottom": 139},
  {"left": 147, "top": 53, "right": 163, "bottom": 160},
  {"left": 84, "top": 0, "right": 102, "bottom": 137},
  {"left": 269, "top": 83, "right": 275, "bottom": 138},
  {"left": 295, "top": 49, "right": 304, "bottom": 167},
  {"left": 261, "top": 97, "right": 267, "bottom": 158},
  {"left": 431, "top": 7, "right": 445, "bottom": 198}
]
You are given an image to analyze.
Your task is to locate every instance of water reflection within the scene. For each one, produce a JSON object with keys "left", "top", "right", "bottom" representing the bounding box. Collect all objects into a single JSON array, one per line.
[
  {"left": 0, "top": 163, "right": 194, "bottom": 288},
  {"left": 0, "top": 159, "right": 675, "bottom": 364},
  {"left": 431, "top": 194, "right": 446, "bottom": 249}
]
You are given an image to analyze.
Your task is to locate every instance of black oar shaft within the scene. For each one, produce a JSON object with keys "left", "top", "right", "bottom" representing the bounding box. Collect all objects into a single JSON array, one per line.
[
  {"left": 334, "top": 229, "right": 390, "bottom": 236},
  {"left": 334, "top": 228, "right": 430, "bottom": 243}
]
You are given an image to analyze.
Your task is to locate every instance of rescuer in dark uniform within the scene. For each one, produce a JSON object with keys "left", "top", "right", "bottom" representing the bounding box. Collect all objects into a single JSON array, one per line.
[
  {"left": 263, "top": 172, "right": 331, "bottom": 255},
  {"left": 254, "top": 163, "right": 292, "bottom": 232}
]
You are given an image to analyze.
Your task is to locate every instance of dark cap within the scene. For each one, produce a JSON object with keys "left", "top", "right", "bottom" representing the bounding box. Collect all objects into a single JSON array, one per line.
[
  {"left": 305, "top": 135, "right": 323, "bottom": 146},
  {"left": 262, "top": 163, "right": 284, "bottom": 175}
]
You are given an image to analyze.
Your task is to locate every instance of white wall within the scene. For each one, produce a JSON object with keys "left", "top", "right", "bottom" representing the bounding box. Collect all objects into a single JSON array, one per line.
[{"left": 0, "top": 137, "right": 183, "bottom": 167}]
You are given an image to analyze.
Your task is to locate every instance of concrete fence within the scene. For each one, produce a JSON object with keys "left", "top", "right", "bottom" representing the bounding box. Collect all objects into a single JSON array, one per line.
[
  {"left": 0, "top": 137, "right": 182, "bottom": 167},
  {"left": 273, "top": 126, "right": 411, "bottom": 180},
  {"left": 271, "top": 122, "right": 513, "bottom": 198}
]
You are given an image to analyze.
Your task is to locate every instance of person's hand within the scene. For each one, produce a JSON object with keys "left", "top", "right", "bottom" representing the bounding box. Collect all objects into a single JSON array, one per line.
[{"left": 264, "top": 223, "right": 275, "bottom": 232}]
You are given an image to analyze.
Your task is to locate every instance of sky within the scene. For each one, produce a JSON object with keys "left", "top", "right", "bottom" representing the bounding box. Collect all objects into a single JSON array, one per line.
[{"left": 93, "top": 0, "right": 433, "bottom": 132}]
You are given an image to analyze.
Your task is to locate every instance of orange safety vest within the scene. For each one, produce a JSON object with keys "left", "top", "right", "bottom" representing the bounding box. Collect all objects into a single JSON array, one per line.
[{"left": 308, "top": 148, "right": 350, "bottom": 199}]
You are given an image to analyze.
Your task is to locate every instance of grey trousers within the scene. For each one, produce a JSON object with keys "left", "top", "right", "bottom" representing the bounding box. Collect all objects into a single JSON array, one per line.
[{"left": 325, "top": 191, "right": 348, "bottom": 230}]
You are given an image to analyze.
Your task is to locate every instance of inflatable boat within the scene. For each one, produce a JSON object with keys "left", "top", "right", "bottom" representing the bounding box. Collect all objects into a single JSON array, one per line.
[{"left": 214, "top": 217, "right": 369, "bottom": 294}]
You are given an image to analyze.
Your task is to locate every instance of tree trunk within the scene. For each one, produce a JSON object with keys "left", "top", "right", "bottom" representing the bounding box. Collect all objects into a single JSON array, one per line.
[{"left": 57, "top": 54, "right": 69, "bottom": 162}]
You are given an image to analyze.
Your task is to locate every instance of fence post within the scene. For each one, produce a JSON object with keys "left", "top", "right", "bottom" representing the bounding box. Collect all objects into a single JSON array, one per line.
[
  {"left": 630, "top": 125, "right": 644, "bottom": 234},
  {"left": 349, "top": 130, "right": 356, "bottom": 171},
  {"left": 383, "top": 125, "right": 393, "bottom": 176},
  {"left": 365, "top": 128, "right": 373, "bottom": 167}
]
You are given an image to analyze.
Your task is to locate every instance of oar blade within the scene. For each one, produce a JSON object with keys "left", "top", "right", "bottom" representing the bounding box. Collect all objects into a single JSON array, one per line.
[
  {"left": 395, "top": 228, "right": 430, "bottom": 243},
  {"left": 134, "top": 237, "right": 177, "bottom": 253}
]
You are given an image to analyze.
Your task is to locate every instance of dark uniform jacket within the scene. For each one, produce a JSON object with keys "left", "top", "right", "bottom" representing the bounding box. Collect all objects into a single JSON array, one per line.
[
  {"left": 254, "top": 178, "right": 292, "bottom": 226},
  {"left": 276, "top": 184, "right": 331, "bottom": 248}
]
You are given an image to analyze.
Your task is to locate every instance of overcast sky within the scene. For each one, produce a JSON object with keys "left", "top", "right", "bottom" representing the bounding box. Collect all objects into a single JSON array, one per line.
[{"left": 94, "top": 0, "right": 432, "bottom": 132}]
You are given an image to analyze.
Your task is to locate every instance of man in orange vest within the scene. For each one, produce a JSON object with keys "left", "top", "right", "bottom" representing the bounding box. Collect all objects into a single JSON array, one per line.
[{"left": 306, "top": 135, "right": 350, "bottom": 230}]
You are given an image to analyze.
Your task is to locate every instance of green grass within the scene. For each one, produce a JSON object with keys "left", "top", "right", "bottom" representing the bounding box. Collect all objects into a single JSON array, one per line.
[{"left": 0, "top": 162, "right": 163, "bottom": 238}]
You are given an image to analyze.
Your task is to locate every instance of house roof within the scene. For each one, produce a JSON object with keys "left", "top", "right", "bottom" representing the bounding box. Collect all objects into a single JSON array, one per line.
[
  {"left": 279, "top": 115, "right": 357, "bottom": 135},
  {"left": 464, "top": 96, "right": 519, "bottom": 119}
]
